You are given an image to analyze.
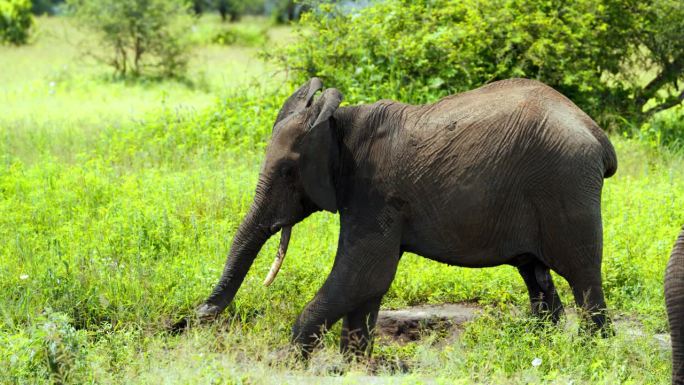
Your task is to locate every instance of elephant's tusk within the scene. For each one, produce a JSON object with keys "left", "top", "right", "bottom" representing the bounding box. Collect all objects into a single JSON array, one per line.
[{"left": 263, "top": 226, "right": 292, "bottom": 286}]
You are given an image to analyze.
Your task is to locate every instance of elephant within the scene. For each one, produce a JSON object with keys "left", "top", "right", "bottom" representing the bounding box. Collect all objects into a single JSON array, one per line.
[
  {"left": 179, "top": 77, "right": 618, "bottom": 357},
  {"left": 666, "top": 227, "right": 684, "bottom": 385}
]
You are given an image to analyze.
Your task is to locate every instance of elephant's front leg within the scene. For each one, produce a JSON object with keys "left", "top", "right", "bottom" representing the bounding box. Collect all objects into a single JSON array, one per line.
[
  {"left": 340, "top": 297, "right": 382, "bottom": 358},
  {"left": 291, "top": 215, "right": 401, "bottom": 357}
]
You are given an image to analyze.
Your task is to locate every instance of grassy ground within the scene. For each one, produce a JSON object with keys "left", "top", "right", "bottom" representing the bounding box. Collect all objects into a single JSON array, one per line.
[{"left": 1, "top": 16, "right": 683, "bottom": 384}]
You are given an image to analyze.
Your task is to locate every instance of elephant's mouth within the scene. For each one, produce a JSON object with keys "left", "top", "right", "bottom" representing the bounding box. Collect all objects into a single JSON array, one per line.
[
  {"left": 263, "top": 225, "right": 292, "bottom": 287},
  {"left": 269, "top": 221, "right": 290, "bottom": 234},
  {"left": 268, "top": 215, "right": 303, "bottom": 235}
]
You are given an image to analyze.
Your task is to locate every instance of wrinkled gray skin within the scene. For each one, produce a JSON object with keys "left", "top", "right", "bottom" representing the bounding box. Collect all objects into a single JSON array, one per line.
[
  {"left": 666, "top": 227, "right": 684, "bottom": 385},
  {"left": 185, "top": 78, "right": 618, "bottom": 357}
]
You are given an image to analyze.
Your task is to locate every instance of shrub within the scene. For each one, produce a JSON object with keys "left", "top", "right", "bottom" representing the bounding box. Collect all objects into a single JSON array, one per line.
[
  {"left": 270, "top": 0, "right": 308, "bottom": 24},
  {"left": 212, "top": 24, "right": 268, "bottom": 46},
  {"left": 272, "top": 0, "right": 684, "bottom": 128},
  {"left": 68, "top": 0, "right": 193, "bottom": 78},
  {"left": 216, "top": 0, "right": 245, "bottom": 22},
  {"left": 0, "top": 0, "right": 33, "bottom": 45},
  {"left": 30, "top": 0, "right": 64, "bottom": 15},
  {"left": 0, "top": 310, "right": 88, "bottom": 384}
]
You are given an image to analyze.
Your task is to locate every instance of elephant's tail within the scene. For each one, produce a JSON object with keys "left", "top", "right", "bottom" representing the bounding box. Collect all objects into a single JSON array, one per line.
[
  {"left": 588, "top": 123, "right": 618, "bottom": 178},
  {"left": 600, "top": 136, "right": 618, "bottom": 178}
]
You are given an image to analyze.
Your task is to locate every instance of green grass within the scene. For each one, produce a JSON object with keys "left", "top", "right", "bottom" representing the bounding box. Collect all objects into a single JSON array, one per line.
[{"left": 1, "top": 15, "right": 683, "bottom": 385}]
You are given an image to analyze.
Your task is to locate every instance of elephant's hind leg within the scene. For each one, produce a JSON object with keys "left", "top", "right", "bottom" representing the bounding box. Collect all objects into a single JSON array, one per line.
[
  {"left": 517, "top": 256, "right": 564, "bottom": 323},
  {"left": 540, "top": 202, "right": 612, "bottom": 336}
]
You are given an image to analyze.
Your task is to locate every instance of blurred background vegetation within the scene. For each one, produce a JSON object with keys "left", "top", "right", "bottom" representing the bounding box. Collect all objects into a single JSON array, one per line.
[
  {"left": 3, "top": 0, "right": 682, "bottom": 139},
  {"left": 0, "top": 0, "right": 682, "bottom": 383}
]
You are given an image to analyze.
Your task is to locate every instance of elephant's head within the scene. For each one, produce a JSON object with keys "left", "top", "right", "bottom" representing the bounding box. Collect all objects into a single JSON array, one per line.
[{"left": 196, "top": 78, "right": 343, "bottom": 319}]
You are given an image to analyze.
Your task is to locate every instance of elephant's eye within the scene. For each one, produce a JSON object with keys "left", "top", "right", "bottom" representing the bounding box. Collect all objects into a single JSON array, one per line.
[{"left": 279, "top": 164, "right": 295, "bottom": 179}]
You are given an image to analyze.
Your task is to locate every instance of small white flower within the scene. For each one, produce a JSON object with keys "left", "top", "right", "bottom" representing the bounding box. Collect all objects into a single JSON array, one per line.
[
  {"left": 19, "top": 274, "right": 29, "bottom": 280},
  {"left": 49, "top": 81, "right": 56, "bottom": 88},
  {"left": 532, "top": 357, "right": 542, "bottom": 367}
]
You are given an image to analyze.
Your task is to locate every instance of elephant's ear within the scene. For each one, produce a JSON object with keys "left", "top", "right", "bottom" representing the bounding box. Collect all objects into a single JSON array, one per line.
[
  {"left": 274, "top": 77, "right": 323, "bottom": 128},
  {"left": 300, "top": 88, "right": 343, "bottom": 213}
]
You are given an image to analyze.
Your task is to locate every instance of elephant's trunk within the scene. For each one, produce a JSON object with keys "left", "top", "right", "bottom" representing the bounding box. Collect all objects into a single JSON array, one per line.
[
  {"left": 666, "top": 227, "right": 684, "bottom": 385},
  {"left": 198, "top": 199, "right": 272, "bottom": 319}
]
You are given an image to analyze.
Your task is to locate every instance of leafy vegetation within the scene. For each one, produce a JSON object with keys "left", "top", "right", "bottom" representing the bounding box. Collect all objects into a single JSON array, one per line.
[
  {"left": 273, "top": 0, "right": 684, "bottom": 128},
  {"left": 30, "top": 0, "right": 64, "bottom": 15},
  {"left": 67, "top": 0, "right": 193, "bottom": 78},
  {"left": 0, "top": 9, "right": 682, "bottom": 385},
  {"left": 0, "top": 0, "right": 33, "bottom": 45},
  {"left": 211, "top": 22, "right": 269, "bottom": 47}
]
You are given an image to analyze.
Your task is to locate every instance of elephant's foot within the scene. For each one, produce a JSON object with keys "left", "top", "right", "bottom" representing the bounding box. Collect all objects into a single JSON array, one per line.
[
  {"left": 195, "top": 302, "right": 223, "bottom": 320},
  {"left": 168, "top": 303, "right": 223, "bottom": 334},
  {"left": 531, "top": 300, "right": 565, "bottom": 325},
  {"left": 577, "top": 311, "right": 614, "bottom": 338},
  {"left": 367, "top": 355, "right": 411, "bottom": 374}
]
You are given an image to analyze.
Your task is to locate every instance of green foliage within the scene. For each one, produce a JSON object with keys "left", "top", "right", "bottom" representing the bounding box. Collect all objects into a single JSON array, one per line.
[
  {"left": 636, "top": 107, "right": 684, "bottom": 151},
  {"left": 67, "top": 0, "right": 193, "bottom": 78},
  {"left": 30, "top": 0, "right": 64, "bottom": 15},
  {"left": 271, "top": 0, "right": 306, "bottom": 24},
  {"left": 184, "top": 12, "right": 272, "bottom": 47},
  {"left": 215, "top": 0, "right": 246, "bottom": 22},
  {"left": 0, "top": 0, "right": 33, "bottom": 45},
  {"left": 274, "top": 0, "right": 684, "bottom": 127},
  {"left": 211, "top": 23, "right": 268, "bottom": 46},
  {"left": 191, "top": 0, "right": 266, "bottom": 22},
  {"left": 1, "top": 310, "right": 88, "bottom": 384}
]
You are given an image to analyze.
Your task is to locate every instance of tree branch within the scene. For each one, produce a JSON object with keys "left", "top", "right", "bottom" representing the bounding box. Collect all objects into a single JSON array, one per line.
[
  {"left": 644, "top": 88, "right": 684, "bottom": 117},
  {"left": 636, "top": 55, "right": 684, "bottom": 108}
]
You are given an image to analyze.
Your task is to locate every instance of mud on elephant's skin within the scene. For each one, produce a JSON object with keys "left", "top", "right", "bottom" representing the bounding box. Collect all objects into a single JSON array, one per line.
[
  {"left": 666, "top": 227, "right": 684, "bottom": 385},
  {"left": 175, "top": 77, "right": 618, "bottom": 358}
]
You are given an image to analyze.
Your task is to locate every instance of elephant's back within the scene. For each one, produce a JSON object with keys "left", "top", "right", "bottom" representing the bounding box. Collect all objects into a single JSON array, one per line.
[
  {"left": 394, "top": 80, "right": 611, "bottom": 261},
  {"left": 400, "top": 80, "right": 608, "bottom": 191},
  {"left": 434, "top": 78, "right": 617, "bottom": 177}
]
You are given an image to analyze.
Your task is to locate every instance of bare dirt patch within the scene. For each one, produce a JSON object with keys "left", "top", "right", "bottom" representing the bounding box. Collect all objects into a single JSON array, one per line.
[
  {"left": 374, "top": 303, "right": 670, "bottom": 350},
  {"left": 376, "top": 303, "right": 481, "bottom": 343}
]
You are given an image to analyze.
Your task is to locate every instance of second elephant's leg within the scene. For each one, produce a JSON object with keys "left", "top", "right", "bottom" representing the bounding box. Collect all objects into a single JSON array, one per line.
[{"left": 340, "top": 297, "right": 382, "bottom": 358}]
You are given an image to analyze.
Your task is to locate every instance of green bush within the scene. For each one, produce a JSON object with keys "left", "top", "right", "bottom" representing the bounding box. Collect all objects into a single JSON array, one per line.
[
  {"left": 637, "top": 107, "right": 684, "bottom": 150},
  {"left": 1, "top": 310, "right": 88, "bottom": 384},
  {"left": 67, "top": 0, "right": 193, "bottom": 78},
  {"left": 0, "top": 0, "right": 33, "bottom": 45},
  {"left": 212, "top": 24, "right": 268, "bottom": 46},
  {"left": 272, "top": 0, "right": 684, "bottom": 129},
  {"left": 30, "top": 0, "right": 64, "bottom": 15}
]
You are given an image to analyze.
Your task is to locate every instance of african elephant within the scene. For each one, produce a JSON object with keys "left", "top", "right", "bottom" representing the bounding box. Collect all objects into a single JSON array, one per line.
[
  {"left": 183, "top": 77, "right": 617, "bottom": 357},
  {"left": 666, "top": 227, "right": 684, "bottom": 384}
]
